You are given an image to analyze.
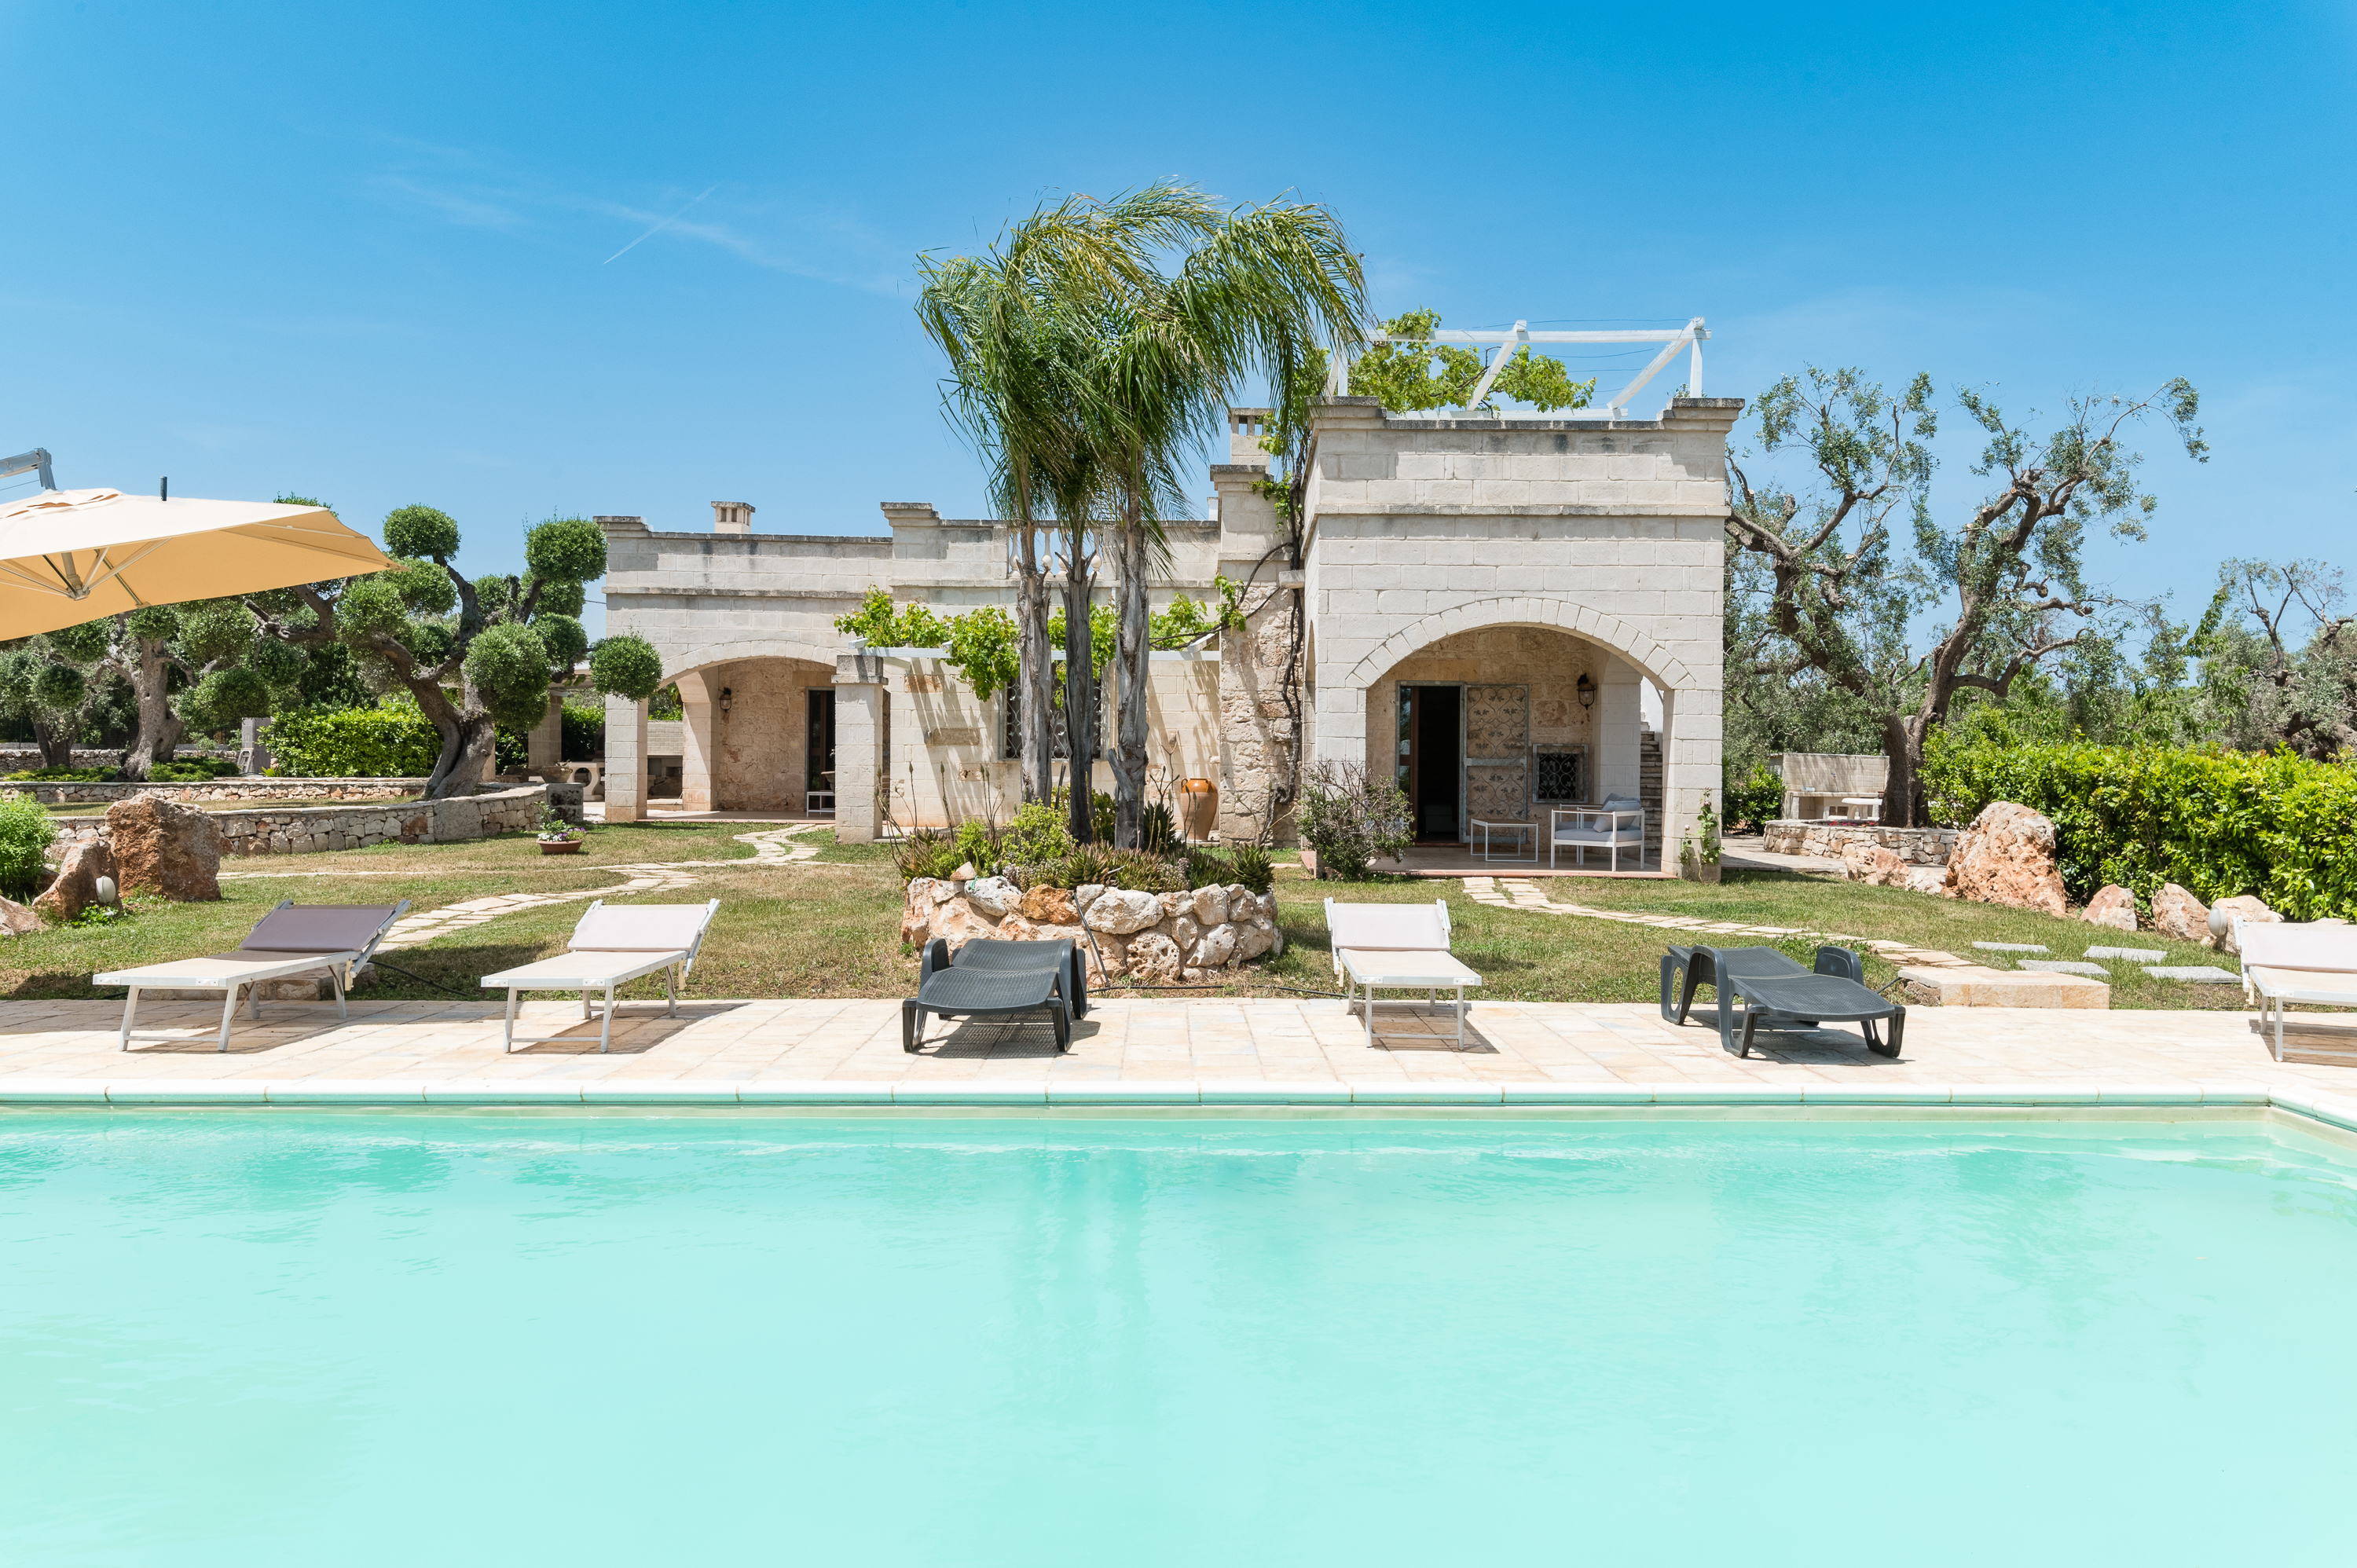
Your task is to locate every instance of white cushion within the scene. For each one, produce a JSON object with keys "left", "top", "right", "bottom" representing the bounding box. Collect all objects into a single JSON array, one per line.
[
  {"left": 1327, "top": 902, "right": 1449, "bottom": 952},
  {"left": 2237, "top": 921, "right": 2357, "bottom": 974},
  {"left": 570, "top": 903, "right": 715, "bottom": 953}
]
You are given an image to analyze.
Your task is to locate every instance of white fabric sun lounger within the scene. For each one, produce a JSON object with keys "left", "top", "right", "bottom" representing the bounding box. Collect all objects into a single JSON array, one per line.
[
  {"left": 480, "top": 899, "right": 721, "bottom": 1053},
  {"left": 94, "top": 900, "right": 411, "bottom": 1052},
  {"left": 2237, "top": 919, "right": 2357, "bottom": 1061},
  {"left": 1325, "top": 897, "right": 1483, "bottom": 1048}
]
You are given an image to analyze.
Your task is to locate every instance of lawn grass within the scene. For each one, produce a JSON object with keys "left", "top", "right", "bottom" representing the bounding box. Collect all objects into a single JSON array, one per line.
[{"left": 0, "top": 826, "right": 2249, "bottom": 1010}]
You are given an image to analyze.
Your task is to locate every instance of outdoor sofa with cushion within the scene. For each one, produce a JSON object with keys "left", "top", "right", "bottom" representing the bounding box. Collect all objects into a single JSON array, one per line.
[
  {"left": 903, "top": 936, "right": 1077, "bottom": 1053},
  {"left": 1552, "top": 796, "right": 1646, "bottom": 870},
  {"left": 2236, "top": 919, "right": 2357, "bottom": 1061},
  {"left": 1662, "top": 942, "right": 1904, "bottom": 1058},
  {"left": 478, "top": 899, "right": 721, "bottom": 1053},
  {"left": 94, "top": 900, "right": 411, "bottom": 1052}
]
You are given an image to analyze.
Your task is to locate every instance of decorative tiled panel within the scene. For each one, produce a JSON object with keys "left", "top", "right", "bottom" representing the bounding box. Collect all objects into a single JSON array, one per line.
[
  {"left": 1465, "top": 684, "right": 1528, "bottom": 760},
  {"left": 1467, "top": 764, "right": 1529, "bottom": 822}
]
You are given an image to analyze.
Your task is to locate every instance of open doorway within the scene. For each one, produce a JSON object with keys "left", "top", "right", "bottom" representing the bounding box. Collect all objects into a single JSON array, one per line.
[
  {"left": 1396, "top": 683, "right": 1461, "bottom": 841},
  {"left": 805, "top": 689, "right": 836, "bottom": 815}
]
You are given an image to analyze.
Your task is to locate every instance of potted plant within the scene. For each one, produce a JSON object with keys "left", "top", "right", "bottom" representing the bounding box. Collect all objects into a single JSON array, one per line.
[{"left": 537, "top": 803, "right": 588, "bottom": 855}]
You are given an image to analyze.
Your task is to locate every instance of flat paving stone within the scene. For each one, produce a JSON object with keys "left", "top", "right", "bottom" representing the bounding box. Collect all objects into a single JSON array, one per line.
[
  {"left": 1974, "top": 942, "right": 2051, "bottom": 954},
  {"left": 2144, "top": 966, "right": 2242, "bottom": 984},
  {"left": 2018, "top": 960, "right": 2112, "bottom": 977},
  {"left": 2086, "top": 947, "right": 2166, "bottom": 962}
]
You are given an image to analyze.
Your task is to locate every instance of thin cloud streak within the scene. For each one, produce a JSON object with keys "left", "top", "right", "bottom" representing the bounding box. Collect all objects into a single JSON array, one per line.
[{"left": 603, "top": 185, "right": 719, "bottom": 264}]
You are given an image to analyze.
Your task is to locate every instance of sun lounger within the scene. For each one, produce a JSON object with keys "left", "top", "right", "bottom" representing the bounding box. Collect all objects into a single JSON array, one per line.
[
  {"left": 94, "top": 900, "right": 411, "bottom": 1052},
  {"left": 903, "top": 937, "right": 1072, "bottom": 1053},
  {"left": 2236, "top": 919, "right": 2357, "bottom": 1061},
  {"left": 479, "top": 899, "right": 720, "bottom": 1053},
  {"left": 1661, "top": 943, "right": 1836, "bottom": 1025},
  {"left": 1326, "top": 897, "right": 1484, "bottom": 1048},
  {"left": 951, "top": 936, "right": 1088, "bottom": 1020},
  {"left": 1695, "top": 943, "right": 1903, "bottom": 1058}
]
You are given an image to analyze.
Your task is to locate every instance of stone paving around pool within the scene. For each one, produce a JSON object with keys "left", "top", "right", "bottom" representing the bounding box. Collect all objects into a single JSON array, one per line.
[{"left": 3, "top": 993, "right": 2352, "bottom": 1100}]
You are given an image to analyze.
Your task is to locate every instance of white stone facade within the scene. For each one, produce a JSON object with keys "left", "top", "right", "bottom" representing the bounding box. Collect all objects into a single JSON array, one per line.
[{"left": 599, "top": 394, "right": 1741, "bottom": 873}]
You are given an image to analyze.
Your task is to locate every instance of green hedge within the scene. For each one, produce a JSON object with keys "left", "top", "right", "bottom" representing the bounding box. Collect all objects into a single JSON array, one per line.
[
  {"left": 1923, "top": 728, "right": 2357, "bottom": 918},
  {"left": 266, "top": 706, "right": 439, "bottom": 778}
]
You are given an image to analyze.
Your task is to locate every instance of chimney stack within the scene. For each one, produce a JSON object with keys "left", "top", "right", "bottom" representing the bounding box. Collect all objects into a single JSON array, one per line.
[
  {"left": 1226, "top": 408, "right": 1272, "bottom": 466},
  {"left": 713, "top": 500, "right": 755, "bottom": 533}
]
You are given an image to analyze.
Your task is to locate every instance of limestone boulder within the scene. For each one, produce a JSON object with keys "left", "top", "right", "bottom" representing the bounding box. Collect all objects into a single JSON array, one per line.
[
  {"left": 929, "top": 896, "right": 1000, "bottom": 952},
  {"left": 2151, "top": 882, "right": 2209, "bottom": 943},
  {"left": 2082, "top": 885, "right": 2139, "bottom": 933},
  {"left": 34, "top": 837, "right": 113, "bottom": 923},
  {"left": 1020, "top": 885, "right": 1078, "bottom": 926},
  {"left": 1085, "top": 888, "right": 1164, "bottom": 935},
  {"left": 1232, "top": 918, "right": 1277, "bottom": 962},
  {"left": 1159, "top": 890, "right": 1192, "bottom": 922},
  {"left": 996, "top": 913, "right": 1040, "bottom": 941},
  {"left": 1084, "top": 932, "right": 1128, "bottom": 983},
  {"left": 901, "top": 879, "right": 940, "bottom": 943},
  {"left": 2208, "top": 893, "right": 2279, "bottom": 954},
  {"left": 1944, "top": 802, "right": 2067, "bottom": 918},
  {"left": 1073, "top": 884, "right": 1106, "bottom": 917},
  {"left": 1172, "top": 914, "right": 1200, "bottom": 952},
  {"left": 1191, "top": 924, "right": 1237, "bottom": 969},
  {"left": 1190, "top": 885, "right": 1230, "bottom": 929},
  {"left": 106, "top": 794, "right": 222, "bottom": 900},
  {"left": 1127, "top": 931, "right": 1183, "bottom": 984},
  {"left": 1903, "top": 866, "right": 1950, "bottom": 896},
  {"left": 0, "top": 895, "right": 42, "bottom": 935},
  {"left": 1841, "top": 843, "right": 1909, "bottom": 888},
  {"left": 964, "top": 876, "right": 1019, "bottom": 919}
]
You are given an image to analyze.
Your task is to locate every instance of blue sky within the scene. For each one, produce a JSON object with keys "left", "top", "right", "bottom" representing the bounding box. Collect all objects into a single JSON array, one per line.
[{"left": 5, "top": 0, "right": 2352, "bottom": 639}]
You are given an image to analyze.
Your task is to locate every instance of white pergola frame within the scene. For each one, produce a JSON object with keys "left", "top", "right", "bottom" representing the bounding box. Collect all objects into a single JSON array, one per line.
[{"left": 1326, "top": 317, "right": 1709, "bottom": 420}]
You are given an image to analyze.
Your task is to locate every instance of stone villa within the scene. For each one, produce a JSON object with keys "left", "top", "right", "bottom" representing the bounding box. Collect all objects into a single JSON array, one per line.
[{"left": 598, "top": 393, "right": 1743, "bottom": 871}]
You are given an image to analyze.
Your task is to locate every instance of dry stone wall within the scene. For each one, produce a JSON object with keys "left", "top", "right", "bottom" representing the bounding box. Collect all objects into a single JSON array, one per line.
[
  {"left": 1764, "top": 820, "right": 1956, "bottom": 865},
  {"left": 901, "top": 875, "right": 1284, "bottom": 985},
  {"left": 48, "top": 784, "right": 546, "bottom": 859},
  {"left": 15, "top": 778, "right": 429, "bottom": 806}
]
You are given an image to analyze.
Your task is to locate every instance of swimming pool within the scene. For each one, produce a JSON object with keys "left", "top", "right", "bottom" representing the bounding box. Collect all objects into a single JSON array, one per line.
[{"left": 4, "top": 1112, "right": 2353, "bottom": 1564}]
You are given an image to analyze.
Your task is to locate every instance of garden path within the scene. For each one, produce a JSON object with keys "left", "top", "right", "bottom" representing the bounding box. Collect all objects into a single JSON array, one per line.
[{"left": 217, "top": 824, "right": 827, "bottom": 953}]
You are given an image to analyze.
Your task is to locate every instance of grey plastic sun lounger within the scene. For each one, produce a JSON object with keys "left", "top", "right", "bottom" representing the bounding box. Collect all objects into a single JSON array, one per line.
[
  {"left": 479, "top": 899, "right": 720, "bottom": 1053},
  {"left": 1662, "top": 943, "right": 1831, "bottom": 1025},
  {"left": 951, "top": 936, "right": 1088, "bottom": 1020},
  {"left": 1692, "top": 943, "right": 1904, "bottom": 1059},
  {"left": 903, "top": 937, "right": 1072, "bottom": 1053},
  {"left": 94, "top": 899, "right": 411, "bottom": 1051}
]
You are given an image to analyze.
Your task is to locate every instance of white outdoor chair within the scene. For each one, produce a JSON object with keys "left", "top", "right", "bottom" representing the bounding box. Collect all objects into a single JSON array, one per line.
[
  {"left": 95, "top": 900, "right": 412, "bottom": 1052},
  {"left": 480, "top": 899, "right": 722, "bottom": 1053},
  {"left": 1551, "top": 797, "right": 1646, "bottom": 870},
  {"left": 2237, "top": 919, "right": 2357, "bottom": 1061},
  {"left": 1325, "top": 897, "right": 1483, "bottom": 1049}
]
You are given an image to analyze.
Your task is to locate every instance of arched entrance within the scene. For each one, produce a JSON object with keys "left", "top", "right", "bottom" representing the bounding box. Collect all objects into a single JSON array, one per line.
[{"left": 672, "top": 656, "right": 840, "bottom": 814}]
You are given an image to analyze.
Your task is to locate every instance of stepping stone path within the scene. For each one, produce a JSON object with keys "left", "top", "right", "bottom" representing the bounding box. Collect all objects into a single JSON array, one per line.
[
  {"left": 222, "top": 824, "right": 827, "bottom": 954},
  {"left": 2085, "top": 947, "right": 2165, "bottom": 962},
  {"left": 1462, "top": 877, "right": 1976, "bottom": 973},
  {"left": 1972, "top": 942, "right": 2050, "bottom": 954},
  {"left": 2018, "top": 959, "right": 2111, "bottom": 977},
  {"left": 2143, "top": 965, "right": 2242, "bottom": 984}
]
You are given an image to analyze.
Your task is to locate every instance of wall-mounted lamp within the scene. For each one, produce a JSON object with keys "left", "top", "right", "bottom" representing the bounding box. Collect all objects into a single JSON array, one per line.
[
  {"left": 718, "top": 687, "right": 734, "bottom": 719},
  {"left": 1576, "top": 672, "right": 1596, "bottom": 709}
]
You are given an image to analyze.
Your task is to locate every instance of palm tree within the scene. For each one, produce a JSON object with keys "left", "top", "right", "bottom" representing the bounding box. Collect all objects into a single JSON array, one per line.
[
  {"left": 1082, "top": 196, "right": 1367, "bottom": 845},
  {"left": 915, "top": 186, "right": 1211, "bottom": 840}
]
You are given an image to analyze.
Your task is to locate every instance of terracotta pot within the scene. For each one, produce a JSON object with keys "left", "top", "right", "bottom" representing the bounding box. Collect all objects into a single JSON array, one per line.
[
  {"left": 1177, "top": 778, "right": 1219, "bottom": 841},
  {"left": 539, "top": 839, "right": 585, "bottom": 855}
]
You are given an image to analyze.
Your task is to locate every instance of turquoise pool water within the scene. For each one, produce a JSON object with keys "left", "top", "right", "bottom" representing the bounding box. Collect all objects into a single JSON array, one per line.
[{"left": 4, "top": 1113, "right": 2355, "bottom": 1565}]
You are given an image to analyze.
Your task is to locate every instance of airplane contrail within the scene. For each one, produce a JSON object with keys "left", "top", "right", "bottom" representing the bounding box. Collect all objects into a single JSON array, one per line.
[{"left": 603, "top": 185, "right": 719, "bottom": 265}]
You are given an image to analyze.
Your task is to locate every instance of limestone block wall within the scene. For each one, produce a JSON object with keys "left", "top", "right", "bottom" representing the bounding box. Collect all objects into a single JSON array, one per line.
[
  {"left": 1301, "top": 395, "right": 1737, "bottom": 874},
  {"left": 48, "top": 784, "right": 547, "bottom": 859},
  {"left": 1763, "top": 821, "right": 1956, "bottom": 866}
]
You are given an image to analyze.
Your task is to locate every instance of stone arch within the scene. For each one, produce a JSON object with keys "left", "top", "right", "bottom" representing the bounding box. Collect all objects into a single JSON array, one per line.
[{"left": 1342, "top": 595, "right": 1698, "bottom": 696}]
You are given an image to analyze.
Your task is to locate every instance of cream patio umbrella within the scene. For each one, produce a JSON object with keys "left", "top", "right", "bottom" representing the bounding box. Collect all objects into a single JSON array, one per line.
[{"left": 0, "top": 485, "right": 392, "bottom": 639}]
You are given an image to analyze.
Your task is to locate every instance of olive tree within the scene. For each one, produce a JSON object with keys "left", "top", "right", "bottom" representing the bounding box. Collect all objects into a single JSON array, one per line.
[
  {"left": 1726, "top": 368, "right": 2207, "bottom": 826},
  {"left": 251, "top": 506, "right": 664, "bottom": 799}
]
